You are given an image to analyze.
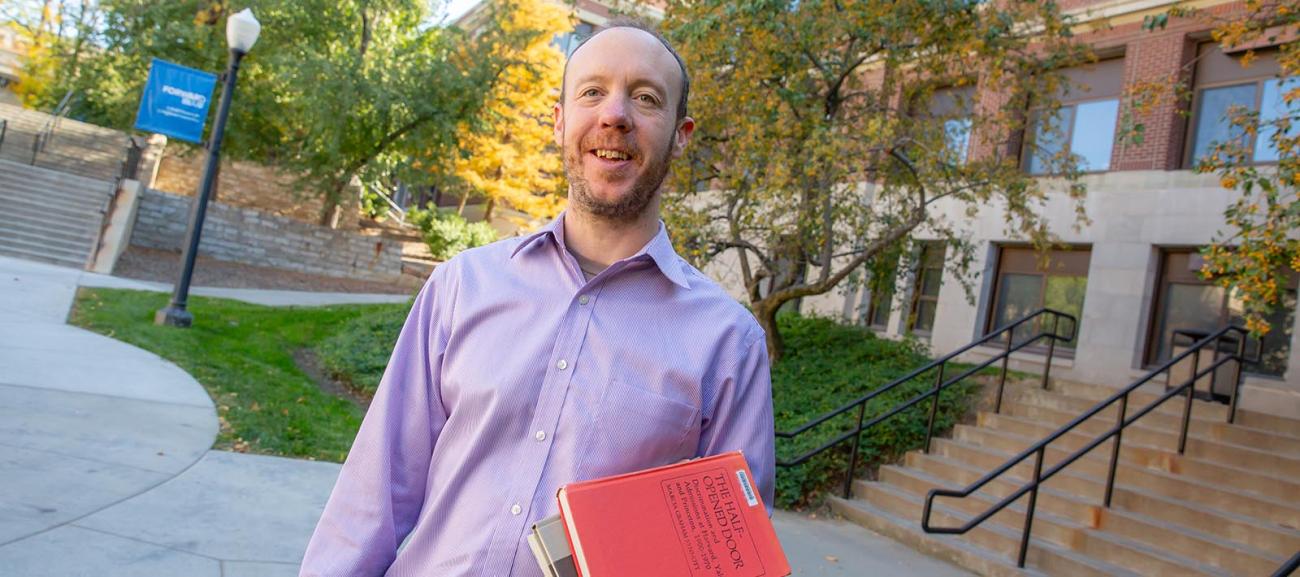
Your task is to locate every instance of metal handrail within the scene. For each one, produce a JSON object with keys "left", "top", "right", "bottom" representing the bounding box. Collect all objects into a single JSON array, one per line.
[
  {"left": 0, "top": 119, "right": 7, "bottom": 152},
  {"left": 1273, "top": 550, "right": 1300, "bottom": 577},
  {"left": 775, "top": 308, "right": 1078, "bottom": 499},
  {"left": 32, "top": 90, "right": 76, "bottom": 162},
  {"left": 361, "top": 182, "right": 408, "bottom": 225},
  {"left": 922, "top": 325, "right": 1259, "bottom": 568}
]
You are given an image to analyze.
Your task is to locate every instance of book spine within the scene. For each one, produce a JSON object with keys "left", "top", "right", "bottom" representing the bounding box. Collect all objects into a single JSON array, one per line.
[{"left": 556, "top": 506, "right": 587, "bottom": 577}]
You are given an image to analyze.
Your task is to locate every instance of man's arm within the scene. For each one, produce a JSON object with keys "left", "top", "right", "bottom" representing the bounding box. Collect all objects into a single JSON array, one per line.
[
  {"left": 696, "top": 326, "right": 777, "bottom": 515},
  {"left": 300, "top": 272, "right": 451, "bottom": 577}
]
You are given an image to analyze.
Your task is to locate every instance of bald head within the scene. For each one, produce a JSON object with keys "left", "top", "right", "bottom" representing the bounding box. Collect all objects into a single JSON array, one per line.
[{"left": 560, "top": 19, "right": 690, "bottom": 121}]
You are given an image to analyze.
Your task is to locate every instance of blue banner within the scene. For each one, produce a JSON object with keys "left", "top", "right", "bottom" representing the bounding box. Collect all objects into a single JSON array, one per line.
[{"left": 134, "top": 58, "right": 217, "bottom": 144}]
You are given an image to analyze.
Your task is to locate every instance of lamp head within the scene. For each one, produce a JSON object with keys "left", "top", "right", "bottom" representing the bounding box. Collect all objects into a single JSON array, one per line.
[{"left": 226, "top": 8, "right": 260, "bottom": 53}]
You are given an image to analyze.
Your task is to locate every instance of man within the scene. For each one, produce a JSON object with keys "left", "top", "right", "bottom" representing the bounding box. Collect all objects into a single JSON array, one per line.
[{"left": 300, "top": 18, "right": 774, "bottom": 577}]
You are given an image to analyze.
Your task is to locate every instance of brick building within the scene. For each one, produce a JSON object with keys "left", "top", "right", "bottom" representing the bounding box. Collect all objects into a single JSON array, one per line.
[{"left": 789, "top": 0, "right": 1300, "bottom": 417}]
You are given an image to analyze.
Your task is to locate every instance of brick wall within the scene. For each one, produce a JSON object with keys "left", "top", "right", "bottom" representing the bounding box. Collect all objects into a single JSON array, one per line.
[
  {"left": 152, "top": 144, "right": 327, "bottom": 224},
  {"left": 130, "top": 188, "right": 402, "bottom": 283}
]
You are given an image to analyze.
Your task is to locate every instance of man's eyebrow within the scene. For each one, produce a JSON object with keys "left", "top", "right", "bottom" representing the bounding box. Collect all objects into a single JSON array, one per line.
[{"left": 570, "top": 73, "right": 669, "bottom": 95}]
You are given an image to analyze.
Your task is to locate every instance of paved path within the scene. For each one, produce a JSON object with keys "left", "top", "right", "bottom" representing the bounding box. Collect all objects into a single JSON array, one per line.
[{"left": 0, "top": 256, "right": 973, "bottom": 577}]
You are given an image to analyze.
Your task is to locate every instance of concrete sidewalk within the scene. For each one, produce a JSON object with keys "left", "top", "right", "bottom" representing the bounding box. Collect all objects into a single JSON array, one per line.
[{"left": 0, "top": 255, "right": 973, "bottom": 577}]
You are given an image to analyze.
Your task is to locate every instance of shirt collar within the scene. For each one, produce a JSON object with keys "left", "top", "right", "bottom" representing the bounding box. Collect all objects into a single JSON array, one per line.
[{"left": 510, "top": 211, "right": 692, "bottom": 290}]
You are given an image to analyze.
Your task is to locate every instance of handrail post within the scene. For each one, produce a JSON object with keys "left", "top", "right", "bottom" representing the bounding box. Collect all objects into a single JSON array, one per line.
[
  {"left": 1178, "top": 348, "right": 1199, "bottom": 455},
  {"left": 842, "top": 401, "right": 868, "bottom": 498},
  {"left": 1104, "top": 393, "right": 1128, "bottom": 508},
  {"left": 996, "top": 329, "right": 1013, "bottom": 414},
  {"left": 1041, "top": 314, "right": 1059, "bottom": 390},
  {"left": 1229, "top": 334, "right": 1246, "bottom": 424},
  {"left": 1018, "top": 447, "right": 1046, "bottom": 568},
  {"left": 925, "top": 364, "right": 946, "bottom": 454}
]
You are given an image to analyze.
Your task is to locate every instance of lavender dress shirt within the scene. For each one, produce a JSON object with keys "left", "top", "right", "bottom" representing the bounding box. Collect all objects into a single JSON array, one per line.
[{"left": 300, "top": 213, "right": 775, "bottom": 577}]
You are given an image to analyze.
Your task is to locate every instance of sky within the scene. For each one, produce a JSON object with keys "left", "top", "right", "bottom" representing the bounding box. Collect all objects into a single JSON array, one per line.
[{"left": 441, "top": 0, "right": 482, "bottom": 23}]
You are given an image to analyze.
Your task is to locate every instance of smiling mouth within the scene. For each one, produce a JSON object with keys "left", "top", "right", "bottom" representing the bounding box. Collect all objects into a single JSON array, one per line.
[{"left": 591, "top": 148, "right": 632, "bottom": 161}]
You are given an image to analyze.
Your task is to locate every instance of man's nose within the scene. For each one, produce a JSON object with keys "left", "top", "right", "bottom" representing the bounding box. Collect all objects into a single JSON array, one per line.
[{"left": 598, "top": 95, "right": 631, "bottom": 131}]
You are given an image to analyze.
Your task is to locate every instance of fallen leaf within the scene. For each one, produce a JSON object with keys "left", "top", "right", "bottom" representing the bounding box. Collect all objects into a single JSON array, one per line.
[{"left": 825, "top": 556, "right": 838, "bottom": 563}]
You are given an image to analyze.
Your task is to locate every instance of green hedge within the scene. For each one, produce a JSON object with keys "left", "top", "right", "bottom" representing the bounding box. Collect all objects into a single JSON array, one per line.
[
  {"left": 771, "top": 315, "right": 980, "bottom": 508},
  {"left": 317, "top": 309, "right": 982, "bottom": 509}
]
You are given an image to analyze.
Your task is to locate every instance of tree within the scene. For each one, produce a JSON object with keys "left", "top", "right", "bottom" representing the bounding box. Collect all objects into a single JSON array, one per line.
[
  {"left": 440, "top": 0, "right": 569, "bottom": 224},
  {"left": 4, "top": 0, "right": 102, "bottom": 106},
  {"left": 661, "top": 0, "right": 1091, "bottom": 360},
  {"left": 1138, "top": 2, "right": 1300, "bottom": 341},
  {"left": 16, "top": 0, "right": 546, "bottom": 226}
]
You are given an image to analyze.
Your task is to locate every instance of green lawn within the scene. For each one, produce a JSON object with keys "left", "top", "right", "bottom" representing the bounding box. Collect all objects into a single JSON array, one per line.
[
  {"left": 71, "top": 288, "right": 985, "bottom": 508},
  {"left": 70, "top": 288, "right": 411, "bottom": 462}
]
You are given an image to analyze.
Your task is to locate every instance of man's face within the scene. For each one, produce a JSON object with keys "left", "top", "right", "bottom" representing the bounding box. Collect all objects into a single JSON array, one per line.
[{"left": 554, "top": 27, "right": 694, "bottom": 223}]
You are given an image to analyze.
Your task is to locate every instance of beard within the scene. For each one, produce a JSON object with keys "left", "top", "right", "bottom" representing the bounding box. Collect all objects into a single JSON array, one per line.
[{"left": 563, "top": 131, "right": 674, "bottom": 224}]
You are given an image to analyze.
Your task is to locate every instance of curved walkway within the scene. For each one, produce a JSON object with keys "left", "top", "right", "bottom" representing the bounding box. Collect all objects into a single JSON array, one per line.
[
  {"left": 0, "top": 257, "right": 347, "bottom": 577},
  {"left": 0, "top": 255, "right": 972, "bottom": 577}
]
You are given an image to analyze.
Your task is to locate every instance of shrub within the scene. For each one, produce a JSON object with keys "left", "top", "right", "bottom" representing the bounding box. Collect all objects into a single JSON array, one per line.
[
  {"left": 770, "top": 315, "right": 981, "bottom": 509},
  {"left": 407, "top": 207, "right": 498, "bottom": 260},
  {"left": 315, "top": 305, "right": 411, "bottom": 396},
  {"left": 315, "top": 307, "right": 982, "bottom": 509}
]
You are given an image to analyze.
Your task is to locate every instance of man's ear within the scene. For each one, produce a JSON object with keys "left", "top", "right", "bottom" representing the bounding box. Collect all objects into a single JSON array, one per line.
[
  {"left": 671, "top": 116, "right": 695, "bottom": 159},
  {"left": 553, "top": 103, "right": 565, "bottom": 148}
]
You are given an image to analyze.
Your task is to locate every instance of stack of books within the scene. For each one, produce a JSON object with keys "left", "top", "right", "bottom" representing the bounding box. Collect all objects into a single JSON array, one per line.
[{"left": 529, "top": 451, "right": 791, "bottom": 577}]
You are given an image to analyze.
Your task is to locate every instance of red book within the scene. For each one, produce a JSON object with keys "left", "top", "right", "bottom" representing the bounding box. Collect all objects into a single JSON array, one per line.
[{"left": 556, "top": 451, "right": 791, "bottom": 577}]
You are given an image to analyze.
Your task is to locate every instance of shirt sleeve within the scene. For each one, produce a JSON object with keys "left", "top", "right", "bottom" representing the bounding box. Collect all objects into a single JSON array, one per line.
[
  {"left": 299, "top": 270, "right": 451, "bottom": 577},
  {"left": 696, "top": 326, "right": 776, "bottom": 516}
]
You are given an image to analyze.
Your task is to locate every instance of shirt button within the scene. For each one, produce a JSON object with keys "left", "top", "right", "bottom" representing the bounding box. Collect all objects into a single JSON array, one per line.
[
  {"left": 578, "top": 295, "right": 590, "bottom": 305},
  {"left": 535, "top": 430, "right": 546, "bottom": 441},
  {"left": 556, "top": 359, "right": 568, "bottom": 370},
  {"left": 511, "top": 503, "right": 522, "bottom": 516}
]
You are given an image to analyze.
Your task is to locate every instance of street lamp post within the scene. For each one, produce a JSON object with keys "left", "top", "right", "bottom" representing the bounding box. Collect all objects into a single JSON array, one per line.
[{"left": 156, "top": 9, "right": 261, "bottom": 327}]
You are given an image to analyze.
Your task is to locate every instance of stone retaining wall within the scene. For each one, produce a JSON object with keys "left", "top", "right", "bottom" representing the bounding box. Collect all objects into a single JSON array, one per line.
[{"left": 130, "top": 188, "right": 402, "bottom": 283}]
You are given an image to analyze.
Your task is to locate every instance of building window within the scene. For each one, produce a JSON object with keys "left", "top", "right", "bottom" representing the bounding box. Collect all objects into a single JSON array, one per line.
[
  {"left": 986, "top": 246, "right": 1091, "bottom": 349},
  {"left": 1023, "top": 58, "right": 1124, "bottom": 174},
  {"left": 925, "top": 86, "right": 975, "bottom": 165},
  {"left": 555, "top": 22, "right": 595, "bottom": 56},
  {"left": 1146, "top": 250, "right": 1296, "bottom": 377},
  {"left": 908, "top": 242, "right": 945, "bottom": 334},
  {"left": 1187, "top": 43, "right": 1295, "bottom": 166},
  {"left": 865, "top": 254, "right": 900, "bottom": 330}
]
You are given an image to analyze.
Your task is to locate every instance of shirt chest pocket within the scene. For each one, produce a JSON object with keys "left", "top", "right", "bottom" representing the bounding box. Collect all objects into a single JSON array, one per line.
[{"left": 579, "top": 379, "right": 699, "bottom": 479}]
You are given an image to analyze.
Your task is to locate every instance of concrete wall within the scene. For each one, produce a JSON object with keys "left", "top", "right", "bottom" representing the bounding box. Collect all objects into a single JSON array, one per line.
[{"left": 130, "top": 188, "right": 402, "bottom": 283}]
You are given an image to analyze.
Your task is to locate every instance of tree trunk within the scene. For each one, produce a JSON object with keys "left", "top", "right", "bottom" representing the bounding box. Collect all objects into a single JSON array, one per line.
[
  {"left": 457, "top": 193, "right": 469, "bottom": 216},
  {"left": 318, "top": 179, "right": 347, "bottom": 227},
  {"left": 483, "top": 197, "right": 496, "bottom": 223},
  {"left": 753, "top": 299, "right": 785, "bottom": 363}
]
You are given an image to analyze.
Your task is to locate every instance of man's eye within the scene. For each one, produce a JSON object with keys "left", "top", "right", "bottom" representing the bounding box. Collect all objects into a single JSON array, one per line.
[
  {"left": 581, "top": 88, "right": 601, "bottom": 97},
  {"left": 637, "top": 94, "right": 659, "bottom": 104}
]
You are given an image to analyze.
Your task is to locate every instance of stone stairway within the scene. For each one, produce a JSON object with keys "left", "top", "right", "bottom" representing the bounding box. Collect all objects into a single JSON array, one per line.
[
  {"left": 0, "top": 101, "right": 132, "bottom": 182},
  {"left": 833, "top": 377, "right": 1300, "bottom": 577},
  {"left": 0, "top": 157, "right": 116, "bottom": 268}
]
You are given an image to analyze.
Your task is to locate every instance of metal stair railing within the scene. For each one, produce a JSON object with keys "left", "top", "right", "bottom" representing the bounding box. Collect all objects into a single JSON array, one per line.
[
  {"left": 775, "top": 308, "right": 1078, "bottom": 499},
  {"left": 921, "top": 325, "right": 1259, "bottom": 568},
  {"left": 1273, "top": 550, "right": 1300, "bottom": 577}
]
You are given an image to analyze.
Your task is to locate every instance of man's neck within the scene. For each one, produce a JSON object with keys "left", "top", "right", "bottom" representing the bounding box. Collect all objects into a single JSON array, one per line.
[{"left": 563, "top": 201, "right": 661, "bottom": 271}]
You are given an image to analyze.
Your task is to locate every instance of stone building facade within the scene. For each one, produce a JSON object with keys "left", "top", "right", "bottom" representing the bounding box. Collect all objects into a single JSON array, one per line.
[{"left": 777, "top": 0, "right": 1300, "bottom": 416}]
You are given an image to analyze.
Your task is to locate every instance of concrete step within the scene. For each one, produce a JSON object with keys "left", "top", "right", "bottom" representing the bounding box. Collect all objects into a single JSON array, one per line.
[
  {"left": 889, "top": 457, "right": 1284, "bottom": 574},
  {"left": 0, "top": 193, "right": 107, "bottom": 221},
  {"left": 0, "top": 181, "right": 114, "bottom": 209},
  {"left": 1006, "top": 385, "right": 1232, "bottom": 424},
  {"left": 0, "top": 217, "right": 98, "bottom": 244},
  {"left": 0, "top": 234, "right": 90, "bottom": 266},
  {"left": 0, "top": 226, "right": 97, "bottom": 256},
  {"left": 904, "top": 449, "right": 1300, "bottom": 564},
  {"left": 838, "top": 482, "right": 1144, "bottom": 577},
  {"left": 929, "top": 436, "right": 1300, "bottom": 531},
  {"left": 0, "top": 202, "right": 106, "bottom": 233},
  {"left": 1046, "top": 378, "right": 1300, "bottom": 435},
  {"left": 1001, "top": 395, "right": 1300, "bottom": 454},
  {"left": 0, "top": 244, "right": 86, "bottom": 268},
  {"left": 0, "top": 157, "right": 118, "bottom": 190},
  {"left": 974, "top": 412, "right": 1300, "bottom": 501}
]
